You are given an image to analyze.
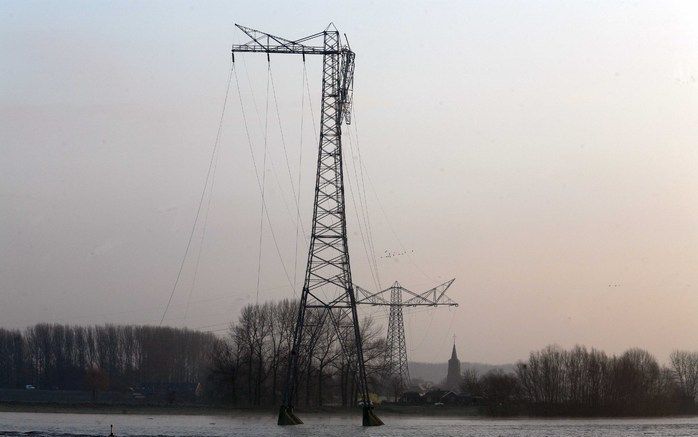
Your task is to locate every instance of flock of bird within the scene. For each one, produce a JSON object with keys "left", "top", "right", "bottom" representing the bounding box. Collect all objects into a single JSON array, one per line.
[{"left": 380, "top": 249, "right": 416, "bottom": 259}]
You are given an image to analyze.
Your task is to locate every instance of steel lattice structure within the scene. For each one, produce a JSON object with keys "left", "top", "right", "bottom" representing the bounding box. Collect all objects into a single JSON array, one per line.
[
  {"left": 356, "top": 279, "right": 458, "bottom": 390},
  {"left": 231, "top": 24, "right": 382, "bottom": 427},
  {"left": 386, "top": 284, "right": 409, "bottom": 388}
]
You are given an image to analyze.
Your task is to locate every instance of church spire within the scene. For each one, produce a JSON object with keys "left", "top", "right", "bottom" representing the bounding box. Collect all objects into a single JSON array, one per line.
[{"left": 445, "top": 335, "right": 462, "bottom": 391}]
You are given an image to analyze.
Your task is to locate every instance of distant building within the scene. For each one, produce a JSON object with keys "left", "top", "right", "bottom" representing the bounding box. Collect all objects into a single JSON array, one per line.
[
  {"left": 399, "top": 391, "right": 423, "bottom": 404},
  {"left": 444, "top": 343, "right": 462, "bottom": 392},
  {"left": 440, "top": 391, "right": 459, "bottom": 404},
  {"left": 422, "top": 388, "right": 448, "bottom": 404},
  {"left": 398, "top": 388, "right": 479, "bottom": 406}
]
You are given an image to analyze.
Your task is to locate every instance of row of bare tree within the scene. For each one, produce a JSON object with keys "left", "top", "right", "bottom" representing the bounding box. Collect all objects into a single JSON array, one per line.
[
  {"left": 0, "top": 300, "right": 387, "bottom": 407},
  {"left": 0, "top": 324, "right": 221, "bottom": 391},
  {"left": 207, "top": 299, "right": 387, "bottom": 407},
  {"left": 463, "top": 345, "right": 698, "bottom": 416},
  {"left": 7, "top": 308, "right": 697, "bottom": 415}
]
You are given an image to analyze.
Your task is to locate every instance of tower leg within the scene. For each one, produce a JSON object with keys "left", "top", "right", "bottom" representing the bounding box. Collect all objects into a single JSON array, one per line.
[
  {"left": 362, "top": 404, "right": 384, "bottom": 426},
  {"left": 278, "top": 405, "right": 303, "bottom": 425}
]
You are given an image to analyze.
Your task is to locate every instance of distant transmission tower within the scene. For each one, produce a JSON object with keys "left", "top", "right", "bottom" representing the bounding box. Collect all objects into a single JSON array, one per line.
[
  {"left": 231, "top": 24, "right": 382, "bottom": 426},
  {"left": 386, "top": 284, "right": 409, "bottom": 386},
  {"left": 357, "top": 279, "right": 458, "bottom": 389}
]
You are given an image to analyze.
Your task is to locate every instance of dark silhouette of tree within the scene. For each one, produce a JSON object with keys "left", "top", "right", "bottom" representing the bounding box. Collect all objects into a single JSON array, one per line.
[
  {"left": 479, "top": 370, "right": 519, "bottom": 415},
  {"left": 670, "top": 350, "right": 698, "bottom": 407},
  {"left": 212, "top": 299, "right": 385, "bottom": 408},
  {"left": 1, "top": 324, "right": 221, "bottom": 394},
  {"left": 0, "top": 329, "right": 24, "bottom": 389},
  {"left": 85, "top": 365, "right": 109, "bottom": 401},
  {"left": 3, "top": 317, "right": 695, "bottom": 416},
  {"left": 514, "top": 344, "right": 681, "bottom": 416}
]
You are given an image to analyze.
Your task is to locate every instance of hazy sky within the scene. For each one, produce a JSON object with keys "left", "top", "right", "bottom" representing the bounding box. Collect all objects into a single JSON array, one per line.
[{"left": 2, "top": 1, "right": 698, "bottom": 364}]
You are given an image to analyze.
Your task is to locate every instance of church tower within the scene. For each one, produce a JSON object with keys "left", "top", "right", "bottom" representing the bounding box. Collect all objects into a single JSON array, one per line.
[{"left": 445, "top": 342, "right": 462, "bottom": 391}]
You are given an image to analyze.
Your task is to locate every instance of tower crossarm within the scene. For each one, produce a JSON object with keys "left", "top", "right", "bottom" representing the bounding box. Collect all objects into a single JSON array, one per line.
[
  {"left": 402, "top": 278, "right": 458, "bottom": 306},
  {"left": 232, "top": 24, "right": 332, "bottom": 55},
  {"left": 354, "top": 284, "right": 426, "bottom": 306},
  {"left": 354, "top": 284, "right": 389, "bottom": 305},
  {"left": 355, "top": 279, "right": 458, "bottom": 307},
  {"left": 231, "top": 24, "right": 355, "bottom": 125}
]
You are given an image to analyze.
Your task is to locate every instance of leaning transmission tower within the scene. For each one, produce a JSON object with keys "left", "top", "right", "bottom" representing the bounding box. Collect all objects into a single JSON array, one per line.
[
  {"left": 356, "top": 280, "right": 458, "bottom": 390},
  {"left": 231, "top": 24, "right": 382, "bottom": 426}
]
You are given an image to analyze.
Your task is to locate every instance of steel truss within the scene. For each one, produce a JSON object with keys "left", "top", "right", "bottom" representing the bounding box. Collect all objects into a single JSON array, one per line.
[{"left": 231, "top": 24, "right": 381, "bottom": 426}]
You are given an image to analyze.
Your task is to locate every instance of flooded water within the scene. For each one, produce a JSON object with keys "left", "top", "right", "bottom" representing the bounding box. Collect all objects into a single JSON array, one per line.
[{"left": 2, "top": 412, "right": 698, "bottom": 436}]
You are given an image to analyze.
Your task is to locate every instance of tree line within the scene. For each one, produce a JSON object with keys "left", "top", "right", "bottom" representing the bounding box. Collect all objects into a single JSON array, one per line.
[
  {"left": 0, "top": 324, "right": 221, "bottom": 392},
  {"left": 4, "top": 303, "right": 698, "bottom": 417},
  {"left": 463, "top": 345, "right": 698, "bottom": 416},
  {"left": 0, "top": 300, "right": 387, "bottom": 408}
]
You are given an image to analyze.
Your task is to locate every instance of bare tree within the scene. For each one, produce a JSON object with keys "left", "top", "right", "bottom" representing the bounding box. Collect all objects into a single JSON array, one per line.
[
  {"left": 461, "top": 367, "right": 481, "bottom": 396},
  {"left": 670, "top": 350, "right": 698, "bottom": 403}
]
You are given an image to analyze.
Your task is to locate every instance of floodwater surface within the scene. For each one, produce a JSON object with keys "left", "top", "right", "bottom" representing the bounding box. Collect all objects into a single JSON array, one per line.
[{"left": 2, "top": 412, "right": 698, "bottom": 436}]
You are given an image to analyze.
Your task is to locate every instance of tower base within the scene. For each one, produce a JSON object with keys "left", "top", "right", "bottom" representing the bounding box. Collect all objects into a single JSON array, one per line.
[
  {"left": 362, "top": 405, "right": 384, "bottom": 426},
  {"left": 277, "top": 405, "right": 303, "bottom": 426}
]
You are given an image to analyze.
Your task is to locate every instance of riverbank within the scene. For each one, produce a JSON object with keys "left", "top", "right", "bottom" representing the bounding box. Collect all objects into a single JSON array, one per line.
[{"left": 0, "top": 402, "right": 482, "bottom": 417}]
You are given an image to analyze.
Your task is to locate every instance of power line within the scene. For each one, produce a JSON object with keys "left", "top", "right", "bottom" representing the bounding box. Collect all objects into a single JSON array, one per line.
[
  {"left": 270, "top": 63, "right": 307, "bottom": 240},
  {"left": 255, "top": 61, "right": 272, "bottom": 304},
  {"left": 159, "top": 64, "right": 234, "bottom": 325},
  {"left": 350, "top": 102, "right": 436, "bottom": 283},
  {"left": 344, "top": 142, "right": 380, "bottom": 292},
  {"left": 293, "top": 62, "right": 307, "bottom": 289},
  {"left": 351, "top": 129, "right": 382, "bottom": 288},
  {"left": 233, "top": 62, "right": 295, "bottom": 294},
  {"left": 345, "top": 128, "right": 381, "bottom": 291},
  {"left": 184, "top": 129, "right": 222, "bottom": 322}
]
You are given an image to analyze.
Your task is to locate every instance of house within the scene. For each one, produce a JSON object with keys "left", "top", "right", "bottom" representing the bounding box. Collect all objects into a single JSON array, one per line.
[
  {"left": 400, "top": 391, "right": 423, "bottom": 404},
  {"left": 440, "top": 391, "right": 460, "bottom": 405},
  {"left": 422, "top": 389, "right": 448, "bottom": 404}
]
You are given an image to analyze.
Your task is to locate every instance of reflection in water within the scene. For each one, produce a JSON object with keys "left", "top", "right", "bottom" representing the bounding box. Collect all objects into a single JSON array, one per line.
[{"left": 1, "top": 412, "right": 698, "bottom": 437}]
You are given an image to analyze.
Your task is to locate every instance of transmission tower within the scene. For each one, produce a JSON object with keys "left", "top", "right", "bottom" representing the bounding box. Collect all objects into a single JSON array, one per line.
[
  {"left": 231, "top": 24, "right": 382, "bottom": 426},
  {"left": 386, "top": 284, "right": 409, "bottom": 388},
  {"left": 356, "top": 279, "right": 458, "bottom": 390}
]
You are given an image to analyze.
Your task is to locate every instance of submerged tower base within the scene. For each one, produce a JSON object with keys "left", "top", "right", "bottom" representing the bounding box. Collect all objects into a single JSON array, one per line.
[
  {"left": 278, "top": 404, "right": 382, "bottom": 426},
  {"left": 362, "top": 405, "right": 384, "bottom": 426},
  {"left": 277, "top": 405, "right": 303, "bottom": 425}
]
